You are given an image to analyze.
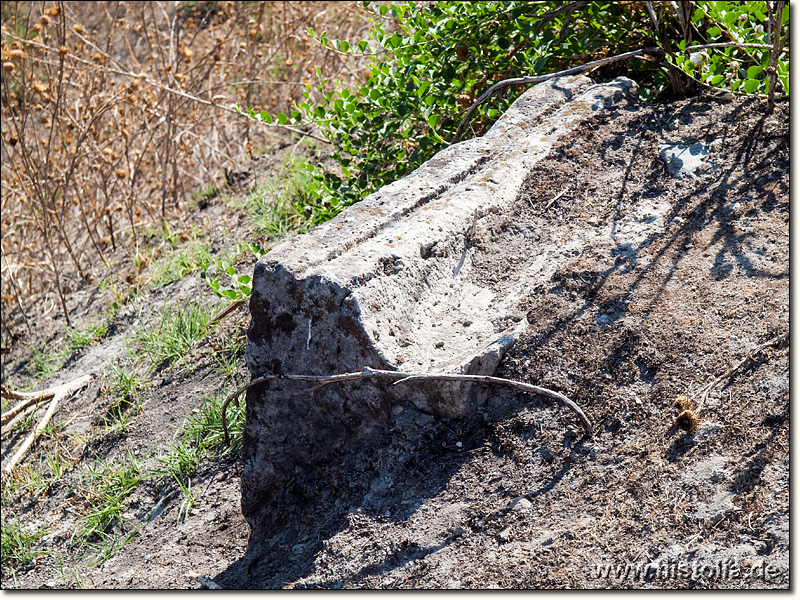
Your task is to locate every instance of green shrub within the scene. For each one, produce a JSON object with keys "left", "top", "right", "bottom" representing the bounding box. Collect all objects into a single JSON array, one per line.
[{"left": 240, "top": 1, "right": 788, "bottom": 227}]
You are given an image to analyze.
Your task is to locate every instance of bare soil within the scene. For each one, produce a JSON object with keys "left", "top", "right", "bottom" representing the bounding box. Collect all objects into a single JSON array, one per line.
[{"left": 1, "top": 91, "right": 788, "bottom": 589}]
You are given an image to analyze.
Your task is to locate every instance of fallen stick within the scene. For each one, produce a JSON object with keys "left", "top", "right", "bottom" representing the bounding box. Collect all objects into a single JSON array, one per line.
[
  {"left": 221, "top": 367, "right": 593, "bottom": 446},
  {"left": 2, "top": 374, "right": 93, "bottom": 479},
  {"left": 1, "top": 386, "right": 53, "bottom": 426},
  {"left": 207, "top": 299, "right": 246, "bottom": 330},
  {"left": 2, "top": 402, "right": 46, "bottom": 437}
]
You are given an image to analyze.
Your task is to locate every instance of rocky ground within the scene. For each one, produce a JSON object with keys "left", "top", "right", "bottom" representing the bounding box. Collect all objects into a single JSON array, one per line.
[{"left": 0, "top": 91, "right": 788, "bottom": 589}]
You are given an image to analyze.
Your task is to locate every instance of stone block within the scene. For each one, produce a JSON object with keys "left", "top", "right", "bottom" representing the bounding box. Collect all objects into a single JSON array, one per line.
[{"left": 242, "top": 75, "right": 639, "bottom": 539}]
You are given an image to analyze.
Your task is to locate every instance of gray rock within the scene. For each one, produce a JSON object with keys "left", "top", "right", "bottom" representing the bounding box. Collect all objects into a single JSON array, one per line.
[
  {"left": 658, "top": 140, "right": 720, "bottom": 179},
  {"left": 510, "top": 497, "right": 532, "bottom": 512},
  {"left": 498, "top": 527, "right": 512, "bottom": 543},
  {"left": 242, "top": 75, "right": 643, "bottom": 540}
]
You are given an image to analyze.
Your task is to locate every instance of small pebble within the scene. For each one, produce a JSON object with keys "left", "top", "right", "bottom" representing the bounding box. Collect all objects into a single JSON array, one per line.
[
  {"left": 498, "top": 527, "right": 512, "bottom": 543},
  {"left": 510, "top": 497, "right": 532, "bottom": 512},
  {"left": 453, "top": 527, "right": 465, "bottom": 537}
]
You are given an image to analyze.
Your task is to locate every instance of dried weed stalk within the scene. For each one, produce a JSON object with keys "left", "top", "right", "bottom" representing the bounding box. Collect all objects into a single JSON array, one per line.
[{"left": 1, "top": 1, "right": 372, "bottom": 335}]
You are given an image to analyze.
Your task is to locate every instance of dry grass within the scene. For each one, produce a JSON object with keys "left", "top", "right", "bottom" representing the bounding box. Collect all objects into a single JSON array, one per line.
[{"left": 1, "top": 0, "right": 373, "bottom": 335}]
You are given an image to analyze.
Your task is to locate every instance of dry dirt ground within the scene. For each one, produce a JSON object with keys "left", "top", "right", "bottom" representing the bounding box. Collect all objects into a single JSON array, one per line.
[{"left": 0, "top": 91, "right": 788, "bottom": 589}]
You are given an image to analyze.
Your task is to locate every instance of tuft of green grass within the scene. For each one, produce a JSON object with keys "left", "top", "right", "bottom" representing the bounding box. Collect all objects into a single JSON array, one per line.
[
  {"left": 27, "top": 345, "right": 70, "bottom": 381},
  {"left": 154, "top": 387, "right": 246, "bottom": 493},
  {"left": 85, "top": 525, "right": 142, "bottom": 568},
  {"left": 66, "top": 322, "right": 108, "bottom": 353},
  {"left": 146, "top": 238, "right": 210, "bottom": 288},
  {"left": 101, "top": 363, "right": 147, "bottom": 433},
  {"left": 228, "top": 155, "right": 317, "bottom": 239},
  {"left": 184, "top": 388, "right": 246, "bottom": 453},
  {"left": 173, "top": 475, "right": 199, "bottom": 524},
  {"left": 45, "top": 449, "right": 71, "bottom": 480},
  {"left": 133, "top": 300, "right": 219, "bottom": 370},
  {"left": 97, "top": 275, "right": 130, "bottom": 320},
  {"left": 72, "top": 452, "right": 143, "bottom": 546},
  {"left": 213, "top": 332, "right": 246, "bottom": 382},
  {"left": 155, "top": 434, "right": 205, "bottom": 482},
  {"left": 1, "top": 518, "right": 50, "bottom": 568}
]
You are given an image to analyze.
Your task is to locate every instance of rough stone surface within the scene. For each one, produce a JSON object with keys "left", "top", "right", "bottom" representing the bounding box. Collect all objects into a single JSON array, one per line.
[
  {"left": 242, "top": 75, "right": 641, "bottom": 539},
  {"left": 658, "top": 140, "right": 719, "bottom": 179}
]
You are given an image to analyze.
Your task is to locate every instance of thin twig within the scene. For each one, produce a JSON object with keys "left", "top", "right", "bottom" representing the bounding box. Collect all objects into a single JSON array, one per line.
[
  {"left": 450, "top": 47, "right": 664, "bottom": 144},
  {"left": 696, "top": 331, "right": 788, "bottom": 412},
  {"left": 532, "top": 1, "right": 591, "bottom": 35},
  {"left": 4, "top": 31, "right": 331, "bottom": 145},
  {"left": 544, "top": 185, "right": 571, "bottom": 212},
  {"left": 221, "top": 367, "right": 593, "bottom": 446},
  {"left": 684, "top": 42, "right": 782, "bottom": 51},
  {"left": 2, "top": 374, "right": 93, "bottom": 478},
  {"left": 207, "top": 299, "right": 246, "bottom": 330}
]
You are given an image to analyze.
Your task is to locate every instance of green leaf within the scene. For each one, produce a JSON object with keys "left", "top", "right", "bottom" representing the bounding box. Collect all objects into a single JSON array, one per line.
[
  {"left": 237, "top": 275, "right": 251, "bottom": 284},
  {"left": 277, "top": 113, "right": 288, "bottom": 125},
  {"left": 259, "top": 110, "right": 273, "bottom": 124},
  {"left": 747, "top": 65, "right": 764, "bottom": 79},
  {"left": 428, "top": 114, "right": 440, "bottom": 127},
  {"left": 742, "top": 78, "right": 760, "bottom": 94}
]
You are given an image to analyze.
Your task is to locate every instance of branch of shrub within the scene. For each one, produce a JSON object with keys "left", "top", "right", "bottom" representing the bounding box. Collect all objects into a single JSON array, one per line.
[
  {"left": 451, "top": 47, "right": 665, "bottom": 144},
  {"left": 220, "top": 367, "right": 593, "bottom": 446},
  {"left": 766, "top": 1, "right": 788, "bottom": 114}
]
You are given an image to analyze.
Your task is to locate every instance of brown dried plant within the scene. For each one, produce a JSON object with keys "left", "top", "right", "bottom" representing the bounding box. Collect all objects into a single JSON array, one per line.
[{"left": 1, "top": 1, "right": 372, "bottom": 338}]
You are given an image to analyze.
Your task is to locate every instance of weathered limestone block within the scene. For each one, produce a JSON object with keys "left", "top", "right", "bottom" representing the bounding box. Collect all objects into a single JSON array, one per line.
[{"left": 242, "top": 75, "right": 639, "bottom": 538}]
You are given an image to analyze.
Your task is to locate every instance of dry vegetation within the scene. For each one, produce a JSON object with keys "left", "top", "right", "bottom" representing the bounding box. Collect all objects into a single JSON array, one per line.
[{"left": 1, "top": 0, "right": 372, "bottom": 338}]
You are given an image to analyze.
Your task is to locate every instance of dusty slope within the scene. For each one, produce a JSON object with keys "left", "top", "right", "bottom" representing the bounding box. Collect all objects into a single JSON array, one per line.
[{"left": 1, "top": 91, "right": 788, "bottom": 589}]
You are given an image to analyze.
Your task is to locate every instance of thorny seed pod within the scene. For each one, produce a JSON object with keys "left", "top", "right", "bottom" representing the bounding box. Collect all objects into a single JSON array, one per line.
[
  {"left": 673, "top": 394, "right": 694, "bottom": 412},
  {"left": 456, "top": 94, "right": 472, "bottom": 109},
  {"left": 676, "top": 409, "right": 699, "bottom": 433}
]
